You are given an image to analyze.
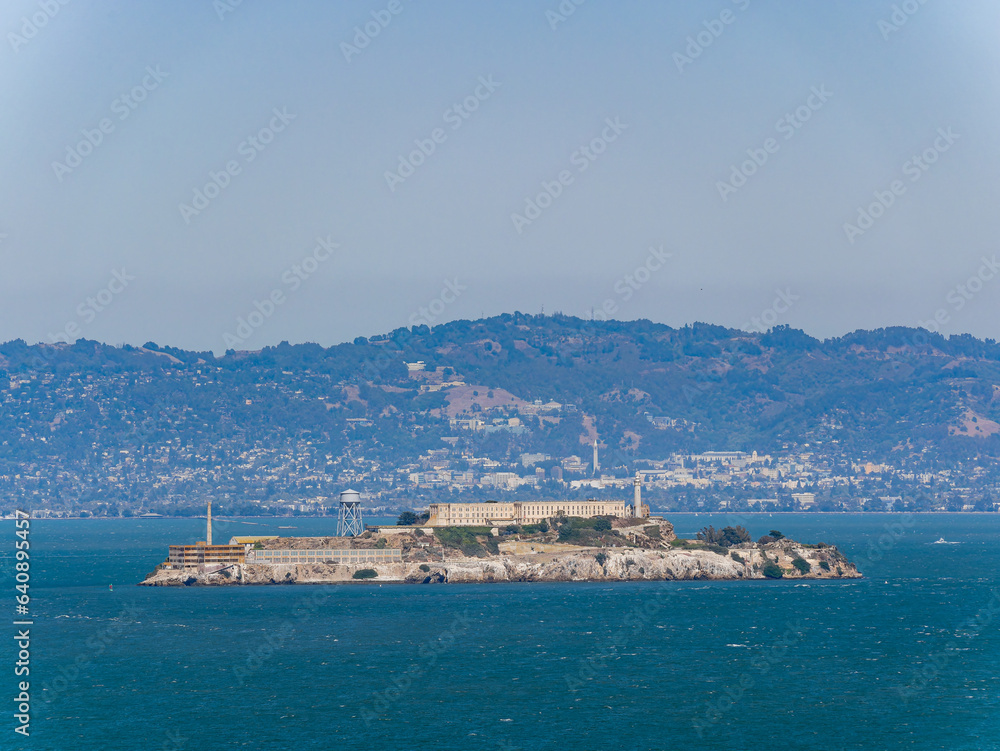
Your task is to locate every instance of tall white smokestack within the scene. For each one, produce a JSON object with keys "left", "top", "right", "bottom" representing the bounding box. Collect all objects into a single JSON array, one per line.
[{"left": 207, "top": 501, "right": 213, "bottom": 546}]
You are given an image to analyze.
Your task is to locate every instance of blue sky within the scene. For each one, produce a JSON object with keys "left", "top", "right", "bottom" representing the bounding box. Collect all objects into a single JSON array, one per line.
[{"left": 2, "top": 0, "right": 999, "bottom": 352}]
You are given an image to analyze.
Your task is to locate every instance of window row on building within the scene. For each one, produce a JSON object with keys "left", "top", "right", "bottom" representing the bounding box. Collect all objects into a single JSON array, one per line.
[
  {"left": 426, "top": 500, "right": 628, "bottom": 527},
  {"left": 167, "top": 544, "right": 246, "bottom": 568},
  {"left": 248, "top": 548, "right": 402, "bottom": 564}
]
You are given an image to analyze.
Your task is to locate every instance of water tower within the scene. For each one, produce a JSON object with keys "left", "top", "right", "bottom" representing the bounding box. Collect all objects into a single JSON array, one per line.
[{"left": 337, "top": 489, "right": 364, "bottom": 537}]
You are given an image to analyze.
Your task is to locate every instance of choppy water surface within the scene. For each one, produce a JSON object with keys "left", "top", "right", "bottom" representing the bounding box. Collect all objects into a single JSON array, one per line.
[{"left": 4, "top": 513, "right": 998, "bottom": 750}]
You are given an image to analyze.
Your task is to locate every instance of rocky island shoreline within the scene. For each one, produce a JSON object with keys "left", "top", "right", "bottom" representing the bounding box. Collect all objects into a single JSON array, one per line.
[{"left": 139, "top": 517, "right": 861, "bottom": 587}]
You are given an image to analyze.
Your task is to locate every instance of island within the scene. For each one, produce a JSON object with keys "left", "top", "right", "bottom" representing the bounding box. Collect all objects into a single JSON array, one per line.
[{"left": 139, "top": 512, "right": 861, "bottom": 587}]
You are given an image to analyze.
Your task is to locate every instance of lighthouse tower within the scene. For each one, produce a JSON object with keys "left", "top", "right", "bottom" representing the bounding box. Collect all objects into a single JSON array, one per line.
[
  {"left": 206, "top": 501, "right": 213, "bottom": 545},
  {"left": 593, "top": 439, "right": 599, "bottom": 476},
  {"left": 633, "top": 473, "right": 648, "bottom": 518}
]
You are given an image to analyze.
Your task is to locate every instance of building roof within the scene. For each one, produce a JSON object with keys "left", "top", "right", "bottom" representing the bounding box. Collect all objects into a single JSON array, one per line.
[{"left": 228, "top": 535, "right": 280, "bottom": 544}]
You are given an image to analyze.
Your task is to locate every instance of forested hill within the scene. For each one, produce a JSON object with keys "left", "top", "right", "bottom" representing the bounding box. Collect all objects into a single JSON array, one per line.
[{"left": 2, "top": 315, "right": 999, "bottom": 473}]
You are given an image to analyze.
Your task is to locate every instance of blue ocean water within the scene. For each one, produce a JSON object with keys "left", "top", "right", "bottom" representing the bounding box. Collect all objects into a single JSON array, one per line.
[{"left": 3, "top": 513, "right": 999, "bottom": 750}]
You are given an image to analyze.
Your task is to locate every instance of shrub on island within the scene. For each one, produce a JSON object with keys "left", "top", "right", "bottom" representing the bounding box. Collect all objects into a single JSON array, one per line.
[
  {"left": 434, "top": 527, "right": 491, "bottom": 557},
  {"left": 762, "top": 561, "right": 783, "bottom": 579},
  {"left": 557, "top": 516, "right": 619, "bottom": 545},
  {"left": 352, "top": 568, "right": 378, "bottom": 580},
  {"left": 697, "top": 525, "right": 751, "bottom": 547},
  {"left": 669, "top": 538, "right": 728, "bottom": 555}
]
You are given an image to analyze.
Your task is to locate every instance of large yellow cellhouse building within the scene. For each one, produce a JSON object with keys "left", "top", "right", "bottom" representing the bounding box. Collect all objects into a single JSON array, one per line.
[{"left": 426, "top": 500, "right": 633, "bottom": 527}]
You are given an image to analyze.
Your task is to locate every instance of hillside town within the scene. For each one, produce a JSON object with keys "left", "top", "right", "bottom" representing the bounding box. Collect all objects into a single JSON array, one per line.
[
  {"left": 2, "top": 325, "right": 1000, "bottom": 518},
  {"left": 5, "top": 411, "right": 996, "bottom": 518}
]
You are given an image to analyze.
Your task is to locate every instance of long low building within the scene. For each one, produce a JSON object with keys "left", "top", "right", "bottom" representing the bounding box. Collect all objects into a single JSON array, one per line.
[
  {"left": 426, "top": 500, "right": 631, "bottom": 527},
  {"left": 166, "top": 543, "right": 402, "bottom": 569},
  {"left": 168, "top": 544, "right": 246, "bottom": 568},
  {"left": 248, "top": 548, "right": 402, "bottom": 565}
]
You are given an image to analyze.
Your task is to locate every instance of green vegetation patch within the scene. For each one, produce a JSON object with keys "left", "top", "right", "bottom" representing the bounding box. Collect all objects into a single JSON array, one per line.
[
  {"left": 762, "top": 561, "right": 783, "bottom": 579},
  {"left": 555, "top": 516, "right": 621, "bottom": 546},
  {"left": 352, "top": 568, "right": 378, "bottom": 579},
  {"left": 520, "top": 523, "right": 546, "bottom": 534},
  {"left": 758, "top": 530, "right": 786, "bottom": 545},
  {"left": 559, "top": 516, "right": 614, "bottom": 532},
  {"left": 791, "top": 556, "right": 811, "bottom": 575},
  {"left": 697, "top": 525, "right": 751, "bottom": 547},
  {"left": 434, "top": 527, "right": 492, "bottom": 557},
  {"left": 670, "top": 538, "right": 726, "bottom": 555}
]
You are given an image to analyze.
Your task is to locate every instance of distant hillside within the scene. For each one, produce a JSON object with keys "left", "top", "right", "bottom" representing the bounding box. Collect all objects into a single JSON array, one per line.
[{"left": 1, "top": 314, "right": 999, "bottom": 511}]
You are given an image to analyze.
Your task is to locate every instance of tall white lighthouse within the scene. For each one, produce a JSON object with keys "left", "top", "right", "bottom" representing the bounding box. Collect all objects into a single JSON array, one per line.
[
  {"left": 593, "top": 439, "right": 599, "bottom": 475},
  {"left": 633, "top": 473, "right": 648, "bottom": 518}
]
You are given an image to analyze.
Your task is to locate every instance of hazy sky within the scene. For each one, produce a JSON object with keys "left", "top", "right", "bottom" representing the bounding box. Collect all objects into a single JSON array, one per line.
[{"left": 3, "top": 0, "right": 999, "bottom": 353}]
